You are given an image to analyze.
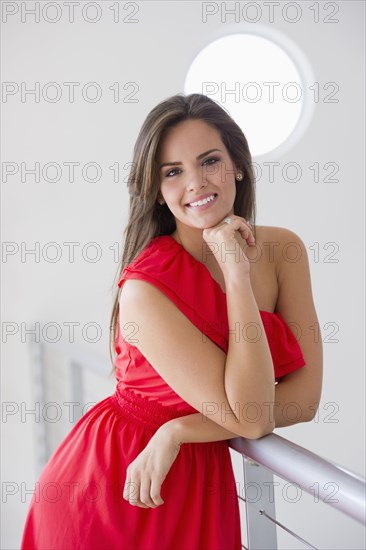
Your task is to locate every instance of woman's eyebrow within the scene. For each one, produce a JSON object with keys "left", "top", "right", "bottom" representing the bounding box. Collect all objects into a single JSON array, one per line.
[{"left": 159, "top": 148, "right": 222, "bottom": 170}]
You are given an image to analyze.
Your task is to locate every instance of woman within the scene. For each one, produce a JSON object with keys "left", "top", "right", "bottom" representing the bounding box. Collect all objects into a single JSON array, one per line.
[{"left": 21, "top": 93, "right": 323, "bottom": 549}]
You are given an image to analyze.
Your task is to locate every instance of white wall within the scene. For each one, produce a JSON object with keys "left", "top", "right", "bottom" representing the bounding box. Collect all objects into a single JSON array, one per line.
[{"left": 2, "top": 1, "right": 365, "bottom": 548}]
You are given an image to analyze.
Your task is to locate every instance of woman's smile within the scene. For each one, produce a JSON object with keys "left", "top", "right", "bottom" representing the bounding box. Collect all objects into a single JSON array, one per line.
[{"left": 185, "top": 193, "right": 218, "bottom": 210}]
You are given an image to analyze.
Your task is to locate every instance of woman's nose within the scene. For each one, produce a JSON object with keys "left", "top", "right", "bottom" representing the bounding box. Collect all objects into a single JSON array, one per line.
[{"left": 186, "top": 168, "right": 207, "bottom": 191}]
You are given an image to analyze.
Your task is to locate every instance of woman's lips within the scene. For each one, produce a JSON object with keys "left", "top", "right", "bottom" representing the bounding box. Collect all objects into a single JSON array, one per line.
[{"left": 185, "top": 194, "right": 218, "bottom": 210}]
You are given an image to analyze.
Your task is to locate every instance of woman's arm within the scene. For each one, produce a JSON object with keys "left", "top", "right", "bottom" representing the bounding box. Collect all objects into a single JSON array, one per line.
[
  {"left": 157, "top": 227, "right": 323, "bottom": 444},
  {"left": 120, "top": 220, "right": 275, "bottom": 440},
  {"left": 156, "top": 392, "right": 307, "bottom": 449},
  {"left": 157, "top": 379, "right": 320, "bottom": 448},
  {"left": 273, "top": 227, "right": 323, "bottom": 424}
]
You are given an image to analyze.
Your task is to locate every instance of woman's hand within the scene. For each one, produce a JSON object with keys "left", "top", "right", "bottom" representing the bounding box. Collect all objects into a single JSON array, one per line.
[
  {"left": 202, "top": 215, "right": 255, "bottom": 277},
  {"left": 123, "top": 426, "right": 182, "bottom": 508}
]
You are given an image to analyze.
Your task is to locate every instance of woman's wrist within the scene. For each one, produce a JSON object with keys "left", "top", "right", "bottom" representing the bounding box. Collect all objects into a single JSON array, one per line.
[
  {"left": 155, "top": 413, "right": 241, "bottom": 445},
  {"left": 223, "top": 270, "right": 252, "bottom": 293},
  {"left": 155, "top": 419, "right": 183, "bottom": 448}
]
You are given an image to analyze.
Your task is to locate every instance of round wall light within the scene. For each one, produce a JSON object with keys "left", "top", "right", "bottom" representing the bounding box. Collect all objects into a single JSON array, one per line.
[{"left": 184, "top": 26, "right": 315, "bottom": 160}]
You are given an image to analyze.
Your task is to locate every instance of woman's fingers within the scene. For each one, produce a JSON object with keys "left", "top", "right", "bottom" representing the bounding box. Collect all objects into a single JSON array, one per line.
[
  {"left": 123, "top": 428, "right": 182, "bottom": 509},
  {"left": 150, "top": 475, "right": 164, "bottom": 507},
  {"left": 246, "top": 221, "right": 255, "bottom": 242},
  {"left": 139, "top": 478, "right": 158, "bottom": 508},
  {"left": 123, "top": 479, "right": 137, "bottom": 505},
  {"left": 203, "top": 216, "right": 254, "bottom": 275},
  {"left": 227, "top": 217, "right": 255, "bottom": 245},
  {"left": 124, "top": 475, "right": 163, "bottom": 509},
  {"left": 123, "top": 474, "right": 132, "bottom": 500},
  {"left": 243, "top": 222, "right": 255, "bottom": 245},
  {"left": 123, "top": 474, "right": 145, "bottom": 507},
  {"left": 125, "top": 480, "right": 149, "bottom": 508}
]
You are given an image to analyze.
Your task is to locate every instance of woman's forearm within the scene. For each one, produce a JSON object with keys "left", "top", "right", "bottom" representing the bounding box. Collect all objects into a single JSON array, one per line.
[
  {"left": 158, "top": 382, "right": 314, "bottom": 445},
  {"left": 158, "top": 411, "right": 242, "bottom": 445},
  {"left": 223, "top": 275, "right": 275, "bottom": 434}
]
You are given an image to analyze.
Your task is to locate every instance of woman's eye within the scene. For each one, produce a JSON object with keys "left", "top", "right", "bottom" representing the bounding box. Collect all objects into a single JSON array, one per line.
[
  {"left": 204, "top": 157, "right": 220, "bottom": 165},
  {"left": 165, "top": 168, "right": 180, "bottom": 178},
  {"left": 164, "top": 157, "right": 220, "bottom": 178}
]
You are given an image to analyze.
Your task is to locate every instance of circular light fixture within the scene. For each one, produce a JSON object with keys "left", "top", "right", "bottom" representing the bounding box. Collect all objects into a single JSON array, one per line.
[{"left": 184, "top": 26, "right": 315, "bottom": 159}]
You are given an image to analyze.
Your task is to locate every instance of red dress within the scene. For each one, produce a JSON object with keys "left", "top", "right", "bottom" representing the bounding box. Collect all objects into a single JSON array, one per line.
[{"left": 21, "top": 234, "right": 306, "bottom": 550}]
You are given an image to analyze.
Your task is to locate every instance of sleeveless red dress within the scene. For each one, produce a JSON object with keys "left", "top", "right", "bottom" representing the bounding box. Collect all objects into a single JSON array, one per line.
[{"left": 21, "top": 234, "right": 306, "bottom": 550}]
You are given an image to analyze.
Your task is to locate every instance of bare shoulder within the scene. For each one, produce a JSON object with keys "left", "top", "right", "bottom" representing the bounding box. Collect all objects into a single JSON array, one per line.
[
  {"left": 257, "top": 224, "right": 314, "bottom": 314},
  {"left": 254, "top": 224, "right": 303, "bottom": 245},
  {"left": 255, "top": 224, "right": 302, "bottom": 240},
  {"left": 254, "top": 224, "right": 306, "bottom": 277}
]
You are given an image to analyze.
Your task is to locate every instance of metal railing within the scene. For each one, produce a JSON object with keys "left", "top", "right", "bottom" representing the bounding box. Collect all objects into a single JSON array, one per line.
[
  {"left": 228, "top": 435, "right": 366, "bottom": 549},
  {"left": 29, "top": 339, "right": 366, "bottom": 549}
]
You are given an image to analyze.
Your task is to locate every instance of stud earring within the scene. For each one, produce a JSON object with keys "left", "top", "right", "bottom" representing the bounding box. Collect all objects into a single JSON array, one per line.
[{"left": 236, "top": 173, "right": 243, "bottom": 181}]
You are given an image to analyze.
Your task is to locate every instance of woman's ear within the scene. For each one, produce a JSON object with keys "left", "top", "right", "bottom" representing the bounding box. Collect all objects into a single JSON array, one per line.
[{"left": 233, "top": 164, "right": 243, "bottom": 181}]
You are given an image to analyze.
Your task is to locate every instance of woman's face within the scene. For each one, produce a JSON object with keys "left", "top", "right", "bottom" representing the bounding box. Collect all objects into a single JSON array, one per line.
[{"left": 157, "top": 119, "right": 239, "bottom": 230}]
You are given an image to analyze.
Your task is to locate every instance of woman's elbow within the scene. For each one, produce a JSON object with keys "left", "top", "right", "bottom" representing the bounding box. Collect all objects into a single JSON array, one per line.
[
  {"left": 239, "top": 421, "right": 275, "bottom": 440},
  {"left": 303, "top": 401, "right": 320, "bottom": 422}
]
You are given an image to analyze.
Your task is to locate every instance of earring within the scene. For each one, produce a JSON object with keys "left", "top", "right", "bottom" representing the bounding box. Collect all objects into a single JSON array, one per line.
[{"left": 236, "top": 173, "right": 243, "bottom": 181}]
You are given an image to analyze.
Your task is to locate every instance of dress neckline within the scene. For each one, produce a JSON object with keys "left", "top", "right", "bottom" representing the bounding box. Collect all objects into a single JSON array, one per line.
[{"left": 159, "top": 234, "right": 277, "bottom": 317}]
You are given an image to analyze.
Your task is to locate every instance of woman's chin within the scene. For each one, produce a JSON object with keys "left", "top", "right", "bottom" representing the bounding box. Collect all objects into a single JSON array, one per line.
[{"left": 175, "top": 210, "right": 231, "bottom": 231}]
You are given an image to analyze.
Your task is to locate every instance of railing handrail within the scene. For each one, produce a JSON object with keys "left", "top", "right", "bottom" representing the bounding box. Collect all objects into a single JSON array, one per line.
[{"left": 228, "top": 434, "right": 366, "bottom": 525}]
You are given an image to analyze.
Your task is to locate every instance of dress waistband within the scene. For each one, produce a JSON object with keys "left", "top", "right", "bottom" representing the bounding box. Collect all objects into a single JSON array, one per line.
[{"left": 111, "top": 387, "right": 193, "bottom": 432}]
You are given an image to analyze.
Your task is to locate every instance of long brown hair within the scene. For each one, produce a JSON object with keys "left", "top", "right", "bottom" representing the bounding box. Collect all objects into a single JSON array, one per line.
[{"left": 108, "top": 93, "right": 257, "bottom": 375}]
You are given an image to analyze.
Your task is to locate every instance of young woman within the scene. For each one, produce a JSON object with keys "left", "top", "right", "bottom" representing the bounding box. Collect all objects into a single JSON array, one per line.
[{"left": 21, "top": 93, "right": 323, "bottom": 549}]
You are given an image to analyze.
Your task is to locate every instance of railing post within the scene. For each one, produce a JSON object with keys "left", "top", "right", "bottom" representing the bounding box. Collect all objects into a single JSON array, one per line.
[
  {"left": 69, "top": 360, "right": 84, "bottom": 423},
  {"left": 242, "top": 456, "right": 278, "bottom": 550},
  {"left": 29, "top": 340, "right": 48, "bottom": 477}
]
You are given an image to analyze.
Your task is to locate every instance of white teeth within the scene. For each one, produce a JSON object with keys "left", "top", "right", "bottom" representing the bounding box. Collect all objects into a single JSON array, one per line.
[{"left": 188, "top": 194, "right": 216, "bottom": 207}]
